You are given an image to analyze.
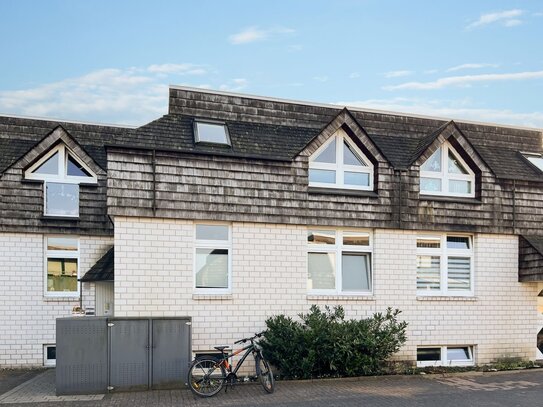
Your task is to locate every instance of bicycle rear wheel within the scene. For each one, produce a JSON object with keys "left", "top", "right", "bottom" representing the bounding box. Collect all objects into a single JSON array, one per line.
[
  {"left": 255, "top": 355, "right": 275, "bottom": 393},
  {"left": 188, "top": 357, "right": 226, "bottom": 397}
]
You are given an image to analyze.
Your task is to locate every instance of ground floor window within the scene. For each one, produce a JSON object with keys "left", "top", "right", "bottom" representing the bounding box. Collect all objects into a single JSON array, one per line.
[
  {"left": 43, "top": 344, "right": 56, "bottom": 367},
  {"left": 417, "top": 345, "right": 474, "bottom": 367},
  {"left": 45, "top": 236, "right": 79, "bottom": 297},
  {"left": 194, "top": 224, "right": 231, "bottom": 293}
]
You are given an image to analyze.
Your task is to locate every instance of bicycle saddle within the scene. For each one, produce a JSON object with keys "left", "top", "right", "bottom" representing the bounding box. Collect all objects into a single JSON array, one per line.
[{"left": 214, "top": 345, "right": 230, "bottom": 351}]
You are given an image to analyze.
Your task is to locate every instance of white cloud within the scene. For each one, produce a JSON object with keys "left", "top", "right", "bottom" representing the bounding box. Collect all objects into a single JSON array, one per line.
[
  {"left": 313, "top": 76, "right": 329, "bottom": 82},
  {"left": 288, "top": 44, "right": 303, "bottom": 52},
  {"left": 228, "top": 26, "right": 295, "bottom": 45},
  {"left": 383, "top": 70, "right": 413, "bottom": 78},
  {"left": 384, "top": 70, "right": 543, "bottom": 90},
  {"left": 446, "top": 63, "right": 499, "bottom": 72},
  {"left": 334, "top": 97, "right": 543, "bottom": 128},
  {"left": 466, "top": 9, "right": 524, "bottom": 29},
  {"left": 0, "top": 64, "right": 212, "bottom": 125},
  {"left": 349, "top": 72, "right": 360, "bottom": 79}
]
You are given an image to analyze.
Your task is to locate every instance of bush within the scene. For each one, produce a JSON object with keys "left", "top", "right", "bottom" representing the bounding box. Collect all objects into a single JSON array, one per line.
[{"left": 260, "top": 305, "right": 407, "bottom": 379}]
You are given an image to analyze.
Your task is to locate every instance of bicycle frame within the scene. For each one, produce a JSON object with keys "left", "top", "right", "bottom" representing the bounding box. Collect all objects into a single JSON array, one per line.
[{"left": 218, "top": 343, "right": 256, "bottom": 377}]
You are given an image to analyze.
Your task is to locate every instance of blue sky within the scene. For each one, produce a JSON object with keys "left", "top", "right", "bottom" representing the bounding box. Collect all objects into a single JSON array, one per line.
[{"left": 0, "top": 0, "right": 542, "bottom": 128}]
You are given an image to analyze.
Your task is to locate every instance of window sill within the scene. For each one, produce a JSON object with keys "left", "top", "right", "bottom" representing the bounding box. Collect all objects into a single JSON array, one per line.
[
  {"left": 308, "top": 187, "right": 378, "bottom": 198},
  {"left": 192, "top": 294, "right": 233, "bottom": 301},
  {"left": 43, "top": 296, "right": 80, "bottom": 302},
  {"left": 419, "top": 195, "right": 482, "bottom": 205},
  {"left": 307, "top": 294, "right": 375, "bottom": 301},
  {"left": 416, "top": 296, "right": 477, "bottom": 302},
  {"left": 40, "top": 216, "right": 80, "bottom": 221}
]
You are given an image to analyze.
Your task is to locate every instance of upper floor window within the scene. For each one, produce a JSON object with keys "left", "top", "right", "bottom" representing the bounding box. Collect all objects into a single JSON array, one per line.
[
  {"left": 420, "top": 142, "right": 475, "bottom": 198},
  {"left": 194, "top": 224, "right": 232, "bottom": 293},
  {"left": 25, "top": 144, "right": 97, "bottom": 217},
  {"left": 194, "top": 121, "right": 230, "bottom": 145},
  {"left": 522, "top": 152, "right": 543, "bottom": 172},
  {"left": 309, "top": 129, "right": 374, "bottom": 191},
  {"left": 45, "top": 236, "right": 79, "bottom": 297},
  {"left": 416, "top": 234, "right": 473, "bottom": 296},
  {"left": 307, "top": 229, "right": 372, "bottom": 295}
]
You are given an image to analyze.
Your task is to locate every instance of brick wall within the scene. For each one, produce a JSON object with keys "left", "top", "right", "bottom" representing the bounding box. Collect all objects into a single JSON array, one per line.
[
  {"left": 114, "top": 217, "right": 538, "bottom": 368},
  {"left": 0, "top": 233, "right": 112, "bottom": 367}
]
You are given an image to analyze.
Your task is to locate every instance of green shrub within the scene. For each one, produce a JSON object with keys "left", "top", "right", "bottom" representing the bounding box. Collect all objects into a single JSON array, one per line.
[{"left": 260, "top": 305, "right": 407, "bottom": 379}]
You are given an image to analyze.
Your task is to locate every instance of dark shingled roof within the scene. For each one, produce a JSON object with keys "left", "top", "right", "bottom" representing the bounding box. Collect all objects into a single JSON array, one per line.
[
  {"left": 522, "top": 235, "right": 543, "bottom": 256},
  {"left": 0, "top": 115, "right": 130, "bottom": 174},
  {"left": 81, "top": 247, "right": 114, "bottom": 282}
]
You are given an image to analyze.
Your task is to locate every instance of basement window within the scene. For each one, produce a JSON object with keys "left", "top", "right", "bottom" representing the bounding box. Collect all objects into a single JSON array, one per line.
[
  {"left": 417, "top": 346, "right": 474, "bottom": 367},
  {"left": 43, "top": 344, "right": 56, "bottom": 367},
  {"left": 194, "top": 121, "right": 230, "bottom": 145},
  {"left": 522, "top": 153, "right": 543, "bottom": 172}
]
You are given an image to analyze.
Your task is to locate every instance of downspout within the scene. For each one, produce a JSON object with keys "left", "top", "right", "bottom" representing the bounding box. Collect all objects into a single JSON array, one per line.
[
  {"left": 152, "top": 149, "right": 157, "bottom": 216},
  {"left": 398, "top": 170, "right": 403, "bottom": 229},
  {"left": 512, "top": 179, "right": 516, "bottom": 234}
]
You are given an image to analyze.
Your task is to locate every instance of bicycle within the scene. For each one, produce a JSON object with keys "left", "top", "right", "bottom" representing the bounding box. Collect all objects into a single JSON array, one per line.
[{"left": 187, "top": 332, "right": 275, "bottom": 397}]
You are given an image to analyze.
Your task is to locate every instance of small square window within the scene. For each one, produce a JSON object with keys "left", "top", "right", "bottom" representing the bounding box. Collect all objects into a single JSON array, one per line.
[
  {"left": 194, "top": 121, "right": 230, "bottom": 145},
  {"left": 44, "top": 345, "right": 56, "bottom": 367}
]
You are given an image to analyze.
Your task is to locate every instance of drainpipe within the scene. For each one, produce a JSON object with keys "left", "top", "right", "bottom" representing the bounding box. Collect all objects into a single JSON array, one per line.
[
  {"left": 512, "top": 179, "right": 516, "bottom": 234},
  {"left": 152, "top": 149, "right": 157, "bottom": 216}
]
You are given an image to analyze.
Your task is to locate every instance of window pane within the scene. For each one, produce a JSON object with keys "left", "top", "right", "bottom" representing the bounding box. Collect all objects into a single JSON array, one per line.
[
  {"left": 449, "top": 180, "right": 471, "bottom": 194},
  {"left": 314, "top": 139, "right": 336, "bottom": 163},
  {"left": 34, "top": 152, "right": 59, "bottom": 175},
  {"left": 308, "top": 230, "right": 335, "bottom": 245},
  {"left": 447, "top": 347, "right": 471, "bottom": 361},
  {"left": 47, "top": 258, "right": 78, "bottom": 293},
  {"left": 309, "top": 169, "right": 336, "bottom": 184},
  {"left": 447, "top": 236, "right": 470, "bottom": 249},
  {"left": 420, "top": 177, "right": 442, "bottom": 193},
  {"left": 417, "top": 237, "right": 440, "bottom": 248},
  {"left": 196, "top": 225, "right": 229, "bottom": 241},
  {"left": 342, "top": 253, "right": 371, "bottom": 292},
  {"left": 308, "top": 252, "right": 335, "bottom": 290},
  {"left": 47, "top": 237, "right": 78, "bottom": 251},
  {"left": 195, "top": 122, "right": 228, "bottom": 144},
  {"left": 195, "top": 248, "right": 228, "bottom": 288},
  {"left": 421, "top": 148, "right": 441, "bottom": 172},
  {"left": 526, "top": 155, "right": 543, "bottom": 171},
  {"left": 448, "top": 151, "right": 468, "bottom": 174},
  {"left": 46, "top": 346, "right": 56, "bottom": 360},
  {"left": 447, "top": 257, "right": 471, "bottom": 290},
  {"left": 417, "top": 348, "right": 441, "bottom": 361},
  {"left": 343, "top": 232, "right": 370, "bottom": 246},
  {"left": 46, "top": 183, "right": 79, "bottom": 216},
  {"left": 417, "top": 256, "right": 441, "bottom": 291},
  {"left": 67, "top": 155, "right": 92, "bottom": 177},
  {"left": 344, "top": 171, "right": 370, "bottom": 186},
  {"left": 343, "top": 141, "right": 366, "bottom": 166}
]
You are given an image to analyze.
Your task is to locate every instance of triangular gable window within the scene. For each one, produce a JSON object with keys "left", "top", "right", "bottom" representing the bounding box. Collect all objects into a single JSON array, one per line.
[
  {"left": 420, "top": 141, "right": 475, "bottom": 197},
  {"left": 25, "top": 144, "right": 97, "bottom": 217},
  {"left": 309, "top": 128, "right": 374, "bottom": 190}
]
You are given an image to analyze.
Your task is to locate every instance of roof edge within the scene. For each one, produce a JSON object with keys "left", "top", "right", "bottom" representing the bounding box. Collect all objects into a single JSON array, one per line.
[
  {"left": 0, "top": 112, "right": 137, "bottom": 129},
  {"left": 169, "top": 85, "right": 543, "bottom": 133}
]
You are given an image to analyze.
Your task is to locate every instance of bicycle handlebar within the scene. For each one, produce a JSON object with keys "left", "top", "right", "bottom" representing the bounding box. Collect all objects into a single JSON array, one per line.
[{"left": 234, "top": 331, "right": 265, "bottom": 344}]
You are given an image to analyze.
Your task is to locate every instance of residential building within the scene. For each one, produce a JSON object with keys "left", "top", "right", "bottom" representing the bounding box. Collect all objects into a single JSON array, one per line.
[{"left": 1, "top": 86, "right": 543, "bottom": 369}]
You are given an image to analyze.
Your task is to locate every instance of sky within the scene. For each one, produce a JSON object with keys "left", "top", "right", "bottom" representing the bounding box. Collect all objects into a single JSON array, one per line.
[{"left": 0, "top": 0, "right": 542, "bottom": 128}]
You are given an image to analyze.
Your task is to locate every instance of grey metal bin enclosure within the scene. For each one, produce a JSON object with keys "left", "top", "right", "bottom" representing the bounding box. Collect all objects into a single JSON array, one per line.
[{"left": 56, "top": 317, "right": 191, "bottom": 395}]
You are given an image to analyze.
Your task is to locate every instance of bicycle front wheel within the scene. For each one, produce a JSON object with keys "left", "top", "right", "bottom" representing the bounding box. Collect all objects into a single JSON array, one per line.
[
  {"left": 255, "top": 355, "right": 275, "bottom": 393},
  {"left": 188, "top": 357, "right": 226, "bottom": 397}
]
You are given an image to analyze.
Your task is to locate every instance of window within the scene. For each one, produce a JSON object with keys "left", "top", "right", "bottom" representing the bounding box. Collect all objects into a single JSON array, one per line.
[
  {"left": 25, "top": 144, "right": 97, "bottom": 217},
  {"left": 194, "top": 121, "right": 230, "bottom": 145},
  {"left": 417, "top": 346, "right": 474, "bottom": 367},
  {"left": 309, "top": 129, "right": 374, "bottom": 190},
  {"left": 45, "top": 237, "right": 79, "bottom": 297},
  {"left": 43, "top": 344, "right": 56, "bottom": 367},
  {"left": 420, "top": 141, "right": 475, "bottom": 198},
  {"left": 522, "top": 152, "right": 543, "bottom": 172},
  {"left": 194, "top": 224, "right": 231, "bottom": 292},
  {"left": 307, "top": 229, "right": 372, "bottom": 295},
  {"left": 416, "top": 234, "right": 473, "bottom": 296}
]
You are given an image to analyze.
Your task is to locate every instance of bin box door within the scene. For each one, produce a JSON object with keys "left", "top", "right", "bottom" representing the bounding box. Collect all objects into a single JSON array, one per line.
[
  {"left": 151, "top": 319, "right": 191, "bottom": 389},
  {"left": 109, "top": 319, "right": 149, "bottom": 391}
]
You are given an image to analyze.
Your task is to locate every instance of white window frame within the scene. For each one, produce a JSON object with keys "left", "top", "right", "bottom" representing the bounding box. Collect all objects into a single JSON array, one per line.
[
  {"left": 194, "top": 120, "right": 231, "bottom": 145},
  {"left": 193, "top": 223, "right": 232, "bottom": 294},
  {"left": 309, "top": 128, "right": 374, "bottom": 191},
  {"left": 43, "top": 344, "right": 56, "bottom": 367},
  {"left": 307, "top": 229, "right": 373, "bottom": 296},
  {"left": 44, "top": 236, "right": 80, "bottom": 298},
  {"left": 25, "top": 144, "right": 97, "bottom": 218},
  {"left": 416, "top": 345, "right": 474, "bottom": 367},
  {"left": 420, "top": 141, "right": 475, "bottom": 198},
  {"left": 416, "top": 234, "right": 474, "bottom": 297}
]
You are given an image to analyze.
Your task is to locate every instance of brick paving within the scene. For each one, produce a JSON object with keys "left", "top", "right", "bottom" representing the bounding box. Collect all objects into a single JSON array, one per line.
[{"left": 0, "top": 368, "right": 542, "bottom": 406}]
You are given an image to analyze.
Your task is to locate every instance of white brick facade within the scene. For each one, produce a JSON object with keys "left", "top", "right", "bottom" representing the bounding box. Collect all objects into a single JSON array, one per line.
[
  {"left": 0, "top": 233, "right": 112, "bottom": 367},
  {"left": 114, "top": 217, "right": 539, "bottom": 366}
]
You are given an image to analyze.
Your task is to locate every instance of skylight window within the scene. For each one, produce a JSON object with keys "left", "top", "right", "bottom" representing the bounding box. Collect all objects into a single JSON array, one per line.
[
  {"left": 194, "top": 121, "right": 230, "bottom": 145},
  {"left": 522, "top": 153, "right": 543, "bottom": 172}
]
